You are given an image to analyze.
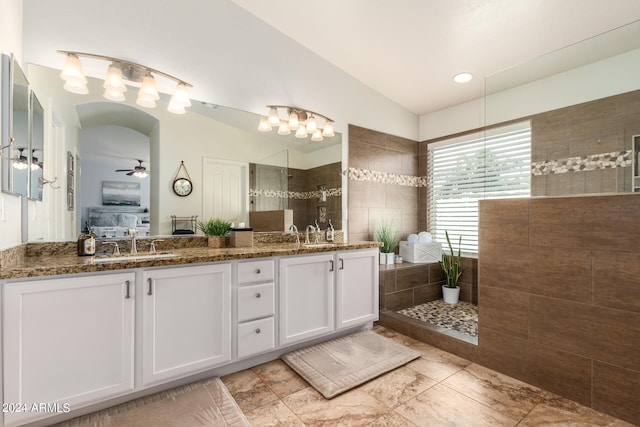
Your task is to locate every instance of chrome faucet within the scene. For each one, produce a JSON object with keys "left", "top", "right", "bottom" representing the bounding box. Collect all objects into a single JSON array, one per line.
[
  {"left": 129, "top": 228, "right": 138, "bottom": 254},
  {"left": 305, "top": 224, "right": 316, "bottom": 244},
  {"left": 289, "top": 224, "right": 300, "bottom": 245}
]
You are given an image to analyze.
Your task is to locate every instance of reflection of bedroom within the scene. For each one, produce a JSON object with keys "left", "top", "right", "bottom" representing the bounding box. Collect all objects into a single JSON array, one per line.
[{"left": 79, "top": 124, "right": 151, "bottom": 235}]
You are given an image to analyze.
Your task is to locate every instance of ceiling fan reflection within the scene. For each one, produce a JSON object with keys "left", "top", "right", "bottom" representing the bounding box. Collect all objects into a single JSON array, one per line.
[{"left": 115, "top": 160, "right": 150, "bottom": 178}]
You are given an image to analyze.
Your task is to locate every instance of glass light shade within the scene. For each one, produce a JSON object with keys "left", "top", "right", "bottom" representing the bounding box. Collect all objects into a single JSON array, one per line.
[
  {"left": 322, "top": 121, "right": 335, "bottom": 137},
  {"left": 63, "top": 79, "right": 89, "bottom": 94},
  {"left": 172, "top": 83, "right": 191, "bottom": 107},
  {"left": 306, "top": 115, "right": 317, "bottom": 133},
  {"left": 167, "top": 98, "right": 186, "bottom": 114},
  {"left": 268, "top": 107, "right": 280, "bottom": 125},
  {"left": 288, "top": 111, "right": 300, "bottom": 130},
  {"left": 31, "top": 162, "right": 41, "bottom": 171},
  {"left": 133, "top": 171, "right": 148, "bottom": 178},
  {"left": 295, "top": 125, "right": 307, "bottom": 138},
  {"left": 277, "top": 122, "right": 291, "bottom": 135},
  {"left": 135, "top": 96, "right": 156, "bottom": 108},
  {"left": 12, "top": 157, "right": 28, "bottom": 169},
  {"left": 103, "top": 88, "right": 126, "bottom": 101},
  {"left": 311, "top": 129, "right": 324, "bottom": 141},
  {"left": 103, "top": 64, "right": 127, "bottom": 92},
  {"left": 258, "top": 116, "right": 272, "bottom": 132},
  {"left": 60, "top": 54, "right": 87, "bottom": 83},
  {"left": 453, "top": 72, "right": 473, "bottom": 83},
  {"left": 138, "top": 74, "right": 160, "bottom": 101}
]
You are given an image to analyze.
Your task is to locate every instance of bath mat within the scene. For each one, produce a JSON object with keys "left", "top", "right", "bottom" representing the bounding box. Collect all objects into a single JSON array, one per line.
[
  {"left": 50, "top": 377, "right": 250, "bottom": 427},
  {"left": 281, "top": 329, "right": 421, "bottom": 398}
]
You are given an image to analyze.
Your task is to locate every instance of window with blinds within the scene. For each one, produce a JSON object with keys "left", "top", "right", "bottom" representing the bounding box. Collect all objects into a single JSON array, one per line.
[{"left": 427, "top": 121, "right": 531, "bottom": 254}]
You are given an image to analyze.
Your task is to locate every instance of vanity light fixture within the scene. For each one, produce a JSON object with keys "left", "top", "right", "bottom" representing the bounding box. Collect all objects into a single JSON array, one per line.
[
  {"left": 58, "top": 50, "right": 193, "bottom": 114},
  {"left": 258, "top": 105, "right": 335, "bottom": 141}
]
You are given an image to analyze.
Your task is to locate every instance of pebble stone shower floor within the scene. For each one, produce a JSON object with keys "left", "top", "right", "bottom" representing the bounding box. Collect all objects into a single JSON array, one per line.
[{"left": 397, "top": 300, "right": 478, "bottom": 337}]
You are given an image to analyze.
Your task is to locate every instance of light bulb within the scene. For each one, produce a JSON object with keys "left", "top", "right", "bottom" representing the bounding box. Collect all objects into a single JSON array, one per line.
[
  {"left": 103, "top": 64, "right": 126, "bottom": 92},
  {"left": 172, "top": 83, "right": 191, "bottom": 107},
  {"left": 268, "top": 107, "right": 280, "bottom": 125},
  {"left": 306, "top": 115, "right": 317, "bottom": 134},
  {"left": 258, "top": 116, "right": 272, "bottom": 132},
  {"left": 60, "top": 53, "right": 87, "bottom": 83},
  {"left": 322, "top": 120, "right": 335, "bottom": 137},
  {"left": 288, "top": 111, "right": 299, "bottom": 130},
  {"left": 103, "top": 88, "right": 126, "bottom": 102},
  {"left": 277, "top": 122, "right": 291, "bottom": 135},
  {"left": 295, "top": 125, "right": 307, "bottom": 138},
  {"left": 136, "top": 74, "right": 159, "bottom": 108},
  {"left": 311, "top": 129, "right": 323, "bottom": 141},
  {"left": 133, "top": 171, "right": 148, "bottom": 178}
]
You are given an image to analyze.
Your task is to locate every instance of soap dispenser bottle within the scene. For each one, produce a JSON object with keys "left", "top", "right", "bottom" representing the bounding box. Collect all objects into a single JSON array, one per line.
[{"left": 326, "top": 219, "right": 335, "bottom": 242}]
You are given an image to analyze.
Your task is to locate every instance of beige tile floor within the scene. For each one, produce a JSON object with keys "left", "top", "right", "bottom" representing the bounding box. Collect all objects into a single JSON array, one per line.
[
  {"left": 55, "top": 325, "right": 635, "bottom": 426},
  {"left": 221, "top": 326, "right": 635, "bottom": 427}
]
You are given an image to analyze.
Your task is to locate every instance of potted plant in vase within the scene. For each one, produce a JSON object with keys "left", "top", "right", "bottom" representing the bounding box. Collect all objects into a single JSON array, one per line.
[
  {"left": 198, "top": 218, "right": 233, "bottom": 248},
  {"left": 441, "top": 230, "right": 462, "bottom": 304},
  {"left": 374, "top": 219, "right": 399, "bottom": 265}
]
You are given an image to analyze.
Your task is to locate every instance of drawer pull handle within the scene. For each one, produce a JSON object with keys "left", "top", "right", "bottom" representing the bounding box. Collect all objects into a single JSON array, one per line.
[
  {"left": 255, "top": 292, "right": 261, "bottom": 298},
  {"left": 339, "top": 258, "right": 344, "bottom": 270},
  {"left": 255, "top": 268, "right": 261, "bottom": 274},
  {"left": 255, "top": 328, "right": 261, "bottom": 334},
  {"left": 329, "top": 260, "right": 334, "bottom": 272},
  {"left": 125, "top": 280, "right": 131, "bottom": 299},
  {"left": 147, "top": 278, "right": 153, "bottom": 296}
]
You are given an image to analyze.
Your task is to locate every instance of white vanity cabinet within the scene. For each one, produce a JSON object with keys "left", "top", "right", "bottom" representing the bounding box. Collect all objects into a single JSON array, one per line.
[
  {"left": 279, "top": 253, "right": 335, "bottom": 346},
  {"left": 3, "top": 273, "right": 135, "bottom": 427},
  {"left": 236, "top": 260, "right": 276, "bottom": 359},
  {"left": 335, "top": 249, "right": 379, "bottom": 329},
  {"left": 141, "top": 264, "right": 231, "bottom": 386}
]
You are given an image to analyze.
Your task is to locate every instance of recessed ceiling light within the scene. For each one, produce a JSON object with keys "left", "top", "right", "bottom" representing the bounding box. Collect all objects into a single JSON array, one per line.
[{"left": 453, "top": 72, "right": 473, "bottom": 83}]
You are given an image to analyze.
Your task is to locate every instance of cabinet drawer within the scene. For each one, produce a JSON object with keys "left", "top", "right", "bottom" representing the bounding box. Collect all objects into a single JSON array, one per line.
[
  {"left": 238, "top": 259, "right": 275, "bottom": 283},
  {"left": 237, "top": 282, "right": 275, "bottom": 322},
  {"left": 237, "top": 317, "right": 275, "bottom": 359}
]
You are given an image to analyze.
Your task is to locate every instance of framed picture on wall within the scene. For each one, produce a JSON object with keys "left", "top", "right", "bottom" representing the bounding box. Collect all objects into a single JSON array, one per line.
[{"left": 102, "top": 181, "right": 141, "bottom": 206}]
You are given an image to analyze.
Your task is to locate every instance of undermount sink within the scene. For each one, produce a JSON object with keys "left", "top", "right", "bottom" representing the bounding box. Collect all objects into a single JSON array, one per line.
[
  {"left": 303, "top": 243, "right": 336, "bottom": 248},
  {"left": 92, "top": 253, "right": 178, "bottom": 263}
]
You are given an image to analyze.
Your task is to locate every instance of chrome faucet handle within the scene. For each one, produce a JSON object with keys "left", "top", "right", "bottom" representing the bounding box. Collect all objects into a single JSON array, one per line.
[
  {"left": 102, "top": 241, "right": 120, "bottom": 256},
  {"left": 149, "top": 239, "right": 164, "bottom": 254}
]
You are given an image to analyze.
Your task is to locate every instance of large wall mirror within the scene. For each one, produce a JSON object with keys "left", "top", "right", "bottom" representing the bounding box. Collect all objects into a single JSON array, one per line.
[
  {"left": 1, "top": 54, "right": 30, "bottom": 198},
  {"left": 26, "top": 64, "right": 343, "bottom": 242}
]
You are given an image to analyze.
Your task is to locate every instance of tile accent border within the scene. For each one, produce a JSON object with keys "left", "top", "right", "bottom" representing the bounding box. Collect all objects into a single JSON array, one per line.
[
  {"left": 249, "top": 187, "right": 342, "bottom": 199},
  {"left": 347, "top": 167, "right": 427, "bottom": 187},
  {"left": 531, "top": 150, "right": 633, "bottom": 176}
]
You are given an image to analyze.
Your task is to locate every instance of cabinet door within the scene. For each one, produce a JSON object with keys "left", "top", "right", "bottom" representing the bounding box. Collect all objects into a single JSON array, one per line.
[
  {"left": 142, "top": 264, "right": 231, "bottom": 386},
  {"left": 3, "top": 273, "right": 135, "bottom": 427},
  {"left": 336, "top": 249, "right": 379, "bottom": 329},
  {"left": 279, "top": 253, "right": 335, "bottom": 345}
]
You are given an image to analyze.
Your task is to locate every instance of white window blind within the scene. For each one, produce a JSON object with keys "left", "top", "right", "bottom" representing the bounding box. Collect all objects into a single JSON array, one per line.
[{"left": 427, "top": 121, "right": 531, "bottom": 254}]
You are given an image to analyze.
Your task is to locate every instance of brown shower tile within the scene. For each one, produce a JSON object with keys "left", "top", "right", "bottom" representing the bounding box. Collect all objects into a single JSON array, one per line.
[
  {"left": 385, "top": 134, "right": 418, "bottom": 154},
  {"left": 592, "top": 361, "right": 640, "bottom": 426},
  {"left": 479, "top": 198, "right": 529, "bottom": 245},
  {"left": 593, "top": 251, "right": 640, "bottom": 313},
  {"left": 529, "top": 296, "right": 640, "bottom": 371},
  {"left": 283, "top": 386, "right": 388, "bottom": 426},
  {"left": 370, "top": 145, "right": 403, "bottom": 174},
  {"left": 385, "top": 289, "right": 414, "bottom": 311},
  {"left": 394, "top": 383, "right": 517, "bottom": 426},
  {"left": 442, "top": 363, "right": 548, "bottom": 420},
  {"left": 479, "top": 242, "right": 592, "bottom": 303},
  {"left": 395, "top": 265, "right": 429, "bottom": 291},
  {"left": 479, "top": 286, "right": 529, "bottom": 339}
]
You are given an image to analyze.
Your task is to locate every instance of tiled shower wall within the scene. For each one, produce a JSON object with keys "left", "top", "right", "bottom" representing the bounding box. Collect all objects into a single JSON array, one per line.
[
  {"left": 478, "top": 194, "right": 640, "bottom": 425},
  {"left": 347, "top": 124, "right": 419, "bottom": 243},
  {"left": 530, "top": 89, "right": 640, "bottom": 195}
]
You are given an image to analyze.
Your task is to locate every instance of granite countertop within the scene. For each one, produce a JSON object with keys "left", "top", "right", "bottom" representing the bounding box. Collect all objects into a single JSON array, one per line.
[{"left": 1, "top": 241, "right": 382, "bottom": 280}]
